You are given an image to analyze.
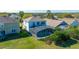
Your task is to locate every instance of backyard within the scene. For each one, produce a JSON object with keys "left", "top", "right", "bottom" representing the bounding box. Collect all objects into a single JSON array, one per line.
[
  {"left": 0, "top": 28, "right": 79, "bottom": 49},
  {"left": 0, "top": 12, "right": 79, "bottom": 49},
  {"left": 0, "top": 35, "right": 79, "bottom": 49}
]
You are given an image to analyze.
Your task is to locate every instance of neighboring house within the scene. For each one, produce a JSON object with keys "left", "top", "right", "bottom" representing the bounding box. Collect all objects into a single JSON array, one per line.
[
  {"left": 52, "top": 16, "right": 58, "bottom": 20},
  {"left": 71, "top": 20, "right": 79, "bottom": 27},
  {"left": 23, "top": 16, "right": 53, "bottom": 39},
  {"left": 0, "top": 16, "right": 20, "bottom": 37},
  {"left": 62, "top": 18, "right": 79, "bottom": 27},
  {"left": 44, "top": 18, "right": 68, "bottom": 29},
  {"left": 8, "top": 13, "right": 20, "bottom": 22}
]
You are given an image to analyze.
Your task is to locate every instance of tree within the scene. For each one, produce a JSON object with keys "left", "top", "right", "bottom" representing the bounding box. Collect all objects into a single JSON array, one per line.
[
  {"left": 46, "top": 10, "right": 53, "bottom": 19},
  {"left": 19, "top": 11, "right": 24, "bottom": 23},
  {"left": 47, "top": 30, "right": 72, "bottom": 47},
  {"left": 67, "top": 26, "right": 79, "bottom": 40}
]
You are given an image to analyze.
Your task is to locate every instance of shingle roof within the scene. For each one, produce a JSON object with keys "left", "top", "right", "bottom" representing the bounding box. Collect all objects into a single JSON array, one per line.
[
  {"left": 24, "top": 16, "right": 46, "bottom": 22},
  {"left": 44, "top": 18, "right": 64, "bottom": 27},
  {"left": 0, "top": 16, "right": 16, "bottom": 23}
]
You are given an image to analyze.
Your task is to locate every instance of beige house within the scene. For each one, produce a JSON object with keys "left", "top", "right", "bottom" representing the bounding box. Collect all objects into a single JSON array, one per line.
[
  {"left": 61, "top": 18, "right": 75, "bottom": 25},
  {"left": 0, "top": 16, "right": 20, "bottom": 36},
  {"left": 44, "top": 18, "right": 68, "bottom": 29},
  {"left": 61, "top": 18, "right": 79, "bottom": 27}
]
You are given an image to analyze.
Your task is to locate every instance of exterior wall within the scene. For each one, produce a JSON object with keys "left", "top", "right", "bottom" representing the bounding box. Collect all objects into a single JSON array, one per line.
[
  {"left": 0, "top": 23, "right": 4, "bottom": 36},
  {"left": 71, "top": 20, "right": 79, "bottom": 26},
  {"left": 4, "top": 23, "right": 20, "bottom": 35},
  {"left": 23, "top": 21, "right": 29, "bottom": 31},
  {"left": 25, "top": 22, "right": 29, "bottom": 31},
  {"left": 0, "top": 23, "right": 4, "bottom": 31},
  {"left": 46, "top": 21, "right": 49, "bottom": 26}
]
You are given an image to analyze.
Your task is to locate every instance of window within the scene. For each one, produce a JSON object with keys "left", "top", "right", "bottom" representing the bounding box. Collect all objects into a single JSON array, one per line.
[
  {"left": 31, "top": 22, "right": 36, "bottom": 28},
  {"left": 1, "top": 31, "right": 5, "bottom": 36},
  {"left": 41, "top": 21, "right": 45, "bottom": 25},
  {"left": 37, "top": 22, "right": 40, "bottom": 25},
  {"left": 12, "top": 29, "right": 16, "bottom": 32}
]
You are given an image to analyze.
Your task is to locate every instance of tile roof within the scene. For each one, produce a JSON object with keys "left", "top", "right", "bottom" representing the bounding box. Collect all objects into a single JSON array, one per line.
[
  {"left": 44, "top": 18, "right": 64, "bottom": 27},
  {"left": 0, "top": 16, "right": 16, "bottom": 23},
  {"left": 61, "top": 18, "right": 75, "bottom": 25}
]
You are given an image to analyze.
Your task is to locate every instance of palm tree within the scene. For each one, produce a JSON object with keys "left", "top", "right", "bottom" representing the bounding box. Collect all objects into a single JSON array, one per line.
[
  {"left": 46, "top": 10, "right": 53, "bottom": 19},
  {"left": 19, "top": 11, "right": 24, "bottom": 23},
  {"left": 19, "top": 11, "right": 24, "bottom": 29}
]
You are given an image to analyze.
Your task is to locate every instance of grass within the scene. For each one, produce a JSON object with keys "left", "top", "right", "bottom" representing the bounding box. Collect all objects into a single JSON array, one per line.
[
  {"left": 0, "top": 35, "right": 79, "bottom": 49},
  {"left": 0, "top": 36, "right": 58, "bottom": 49},
  {"left": 0, "top": 29, "right": 78, "bottom": 49},
  {"left": 0, "top": 29, "right": 60, "bottom": 49}
]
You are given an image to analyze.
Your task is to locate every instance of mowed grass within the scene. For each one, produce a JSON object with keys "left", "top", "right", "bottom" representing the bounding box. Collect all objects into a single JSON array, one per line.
[
  {"left": 0, "top": 36, "right": 60, "bottom": 49},
  {"left": 0, "top": 36, "right": 79, "bottom": 49}
]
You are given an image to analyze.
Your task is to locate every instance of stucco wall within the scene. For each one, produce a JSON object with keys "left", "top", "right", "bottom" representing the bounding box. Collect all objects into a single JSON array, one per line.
[
  {"left": 4, "top": 23, "right": 20, "bottom": 35},
  {"left": 25, "top": 22, "right": 29, "bottom": 31},
  {"left": 0, "top": 23, "right": 4, "bottom": 31}
]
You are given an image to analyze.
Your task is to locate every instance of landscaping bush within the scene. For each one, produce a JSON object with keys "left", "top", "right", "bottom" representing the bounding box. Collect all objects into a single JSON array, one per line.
[
  {"left": 66, "top": 26, "right": 79, "bottom": 40},
  {"left": 47, "top": 29, "right": 77, "bottom": 47},
  {"left": 20, "top": 30, "right": 31, "bottom": 37}
]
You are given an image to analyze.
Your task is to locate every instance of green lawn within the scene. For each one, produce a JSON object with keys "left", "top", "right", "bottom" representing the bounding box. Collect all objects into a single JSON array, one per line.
[
  {"left": 0, "top": 35, "right": 79, "bottom": 49},
  {"left": 0, "top": 36, "right": 56, "bottom": 49}
]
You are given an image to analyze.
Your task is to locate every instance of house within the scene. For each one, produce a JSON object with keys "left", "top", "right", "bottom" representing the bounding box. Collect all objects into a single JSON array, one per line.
[
  {"left": 44, "top": 18, "right": 68, "bottom": 29},
  {"left": 52, "top": 16, "right": 58, "bottom": 20},
  {"left": 0, "top": 16, "right": 20, "bottom": 37},
  {"left": 23, "top": 16, "right": 53, "bottom": 39},
  {"left": 61, "top": 18, "right": 79, "bottom": 27},
  {"left": 8, "top": 13, "right": 20, "bottom": 22},
  {"left": 71, "top": 20, "right": 79, "bottom": 27}
]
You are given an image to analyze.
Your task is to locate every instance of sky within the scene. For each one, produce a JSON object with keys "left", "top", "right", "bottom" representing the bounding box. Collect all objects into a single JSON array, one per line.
[
  {"left": 25, "top": 10, "right": 79, "bottom": 13},
  {"left": 0, "top": 0, "right": 79, "bottom": 13},
  {"left": 2, "top": 10, "right": 79, "bottom": 13}
]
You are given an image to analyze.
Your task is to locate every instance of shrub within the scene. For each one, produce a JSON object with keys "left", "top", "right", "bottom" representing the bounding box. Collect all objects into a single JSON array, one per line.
[
  {"left": 66, "top": 27, "right": 79, "bottom": 39},
  {"left": 47, "top": 30, "right": 77, "bottom": 47}
]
